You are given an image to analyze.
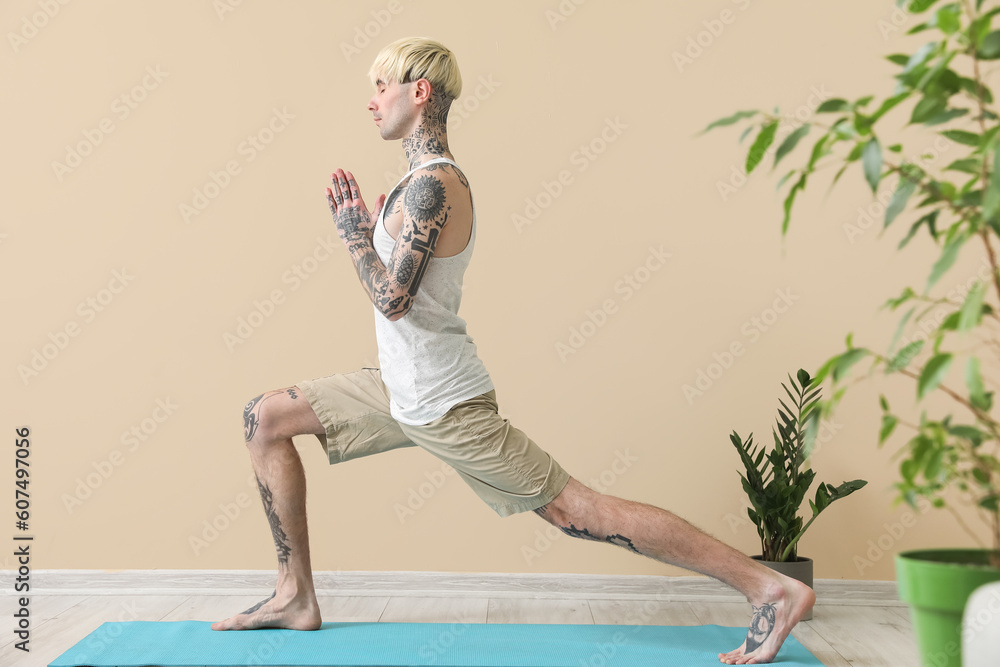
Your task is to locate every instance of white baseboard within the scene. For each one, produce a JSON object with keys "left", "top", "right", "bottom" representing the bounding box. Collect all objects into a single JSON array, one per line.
[{"left": 0, "top": 569, "right": 904, "bottom": 605}]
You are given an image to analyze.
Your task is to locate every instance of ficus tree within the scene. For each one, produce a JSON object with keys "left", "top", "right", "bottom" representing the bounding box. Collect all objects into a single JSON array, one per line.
[{"left": 700, "top": 0, "right": 1000, "bottom": 565}]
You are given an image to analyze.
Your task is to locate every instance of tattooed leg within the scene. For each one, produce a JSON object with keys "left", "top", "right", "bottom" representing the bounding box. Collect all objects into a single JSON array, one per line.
[
  {"left": 213, "top": 387, "right": 324, "bottom": 631},
  {"left": 534, "top": 477, "right": 815, "bottom": 663}
]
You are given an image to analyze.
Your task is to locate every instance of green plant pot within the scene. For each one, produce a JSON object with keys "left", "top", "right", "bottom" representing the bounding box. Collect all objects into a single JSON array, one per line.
[
  {"left": 751, "top": 555, "right": 813, "bottom": 621},
  {"left": 895, "top": 549, "right": 1000, "bottom": 667}
]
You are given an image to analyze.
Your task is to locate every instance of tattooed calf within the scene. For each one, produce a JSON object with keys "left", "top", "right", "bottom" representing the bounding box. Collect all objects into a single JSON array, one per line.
[
  {"left": 559, "top": 522, "right": 642, "bottom": 554},
  {"left": 256, "top": 475, "right": 293, "bottom": 565}
]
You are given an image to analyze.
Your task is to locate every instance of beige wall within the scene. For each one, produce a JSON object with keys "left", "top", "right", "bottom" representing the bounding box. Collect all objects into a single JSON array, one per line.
[{"left": 4, "top": 0, "right": 996, "bottom": 581}]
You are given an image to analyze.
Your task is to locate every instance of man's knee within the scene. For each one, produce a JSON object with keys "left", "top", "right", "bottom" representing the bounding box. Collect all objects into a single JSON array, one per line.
[
  {"left": 533, "top": 476, "right": 603, "bottom": 529},
  {"left": 242, "top": 389, "right": 287, "bottom": 444}
]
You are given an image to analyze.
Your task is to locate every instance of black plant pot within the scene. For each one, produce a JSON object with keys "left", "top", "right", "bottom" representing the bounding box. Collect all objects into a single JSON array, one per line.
[{"left": 752, "top": 555, "right": 814, "bottom": 621}]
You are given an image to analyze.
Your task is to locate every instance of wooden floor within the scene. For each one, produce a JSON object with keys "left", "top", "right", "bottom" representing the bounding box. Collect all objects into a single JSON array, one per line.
[{"left": 0, "top": 570, "right": 918, "bottom": 666}]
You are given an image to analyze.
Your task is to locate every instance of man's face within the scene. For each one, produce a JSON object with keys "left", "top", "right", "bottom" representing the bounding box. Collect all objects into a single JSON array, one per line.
[{"left": 367, "top": 76, "right": 417, "bottom": 141}]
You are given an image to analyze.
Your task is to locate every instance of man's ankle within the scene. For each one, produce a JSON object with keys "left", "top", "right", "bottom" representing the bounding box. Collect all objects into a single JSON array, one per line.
[{"left": 276, "top": 571, "right": 315, "bottom": 597}]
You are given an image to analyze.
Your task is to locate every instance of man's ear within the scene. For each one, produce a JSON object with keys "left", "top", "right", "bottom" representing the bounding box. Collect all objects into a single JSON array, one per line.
[{"left": 413, "top": 78, "right": 433, "bottom": 106}]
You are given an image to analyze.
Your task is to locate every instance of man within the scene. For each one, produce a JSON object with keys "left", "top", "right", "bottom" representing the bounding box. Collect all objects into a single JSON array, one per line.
[{"left": 211, "top": 36, "right": 814, "bottom": 665}]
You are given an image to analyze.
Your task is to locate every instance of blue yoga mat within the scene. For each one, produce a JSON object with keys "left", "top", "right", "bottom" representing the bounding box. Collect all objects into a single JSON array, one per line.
[{"left": 48, "top": 620, "right": 823, "bottom": 666}]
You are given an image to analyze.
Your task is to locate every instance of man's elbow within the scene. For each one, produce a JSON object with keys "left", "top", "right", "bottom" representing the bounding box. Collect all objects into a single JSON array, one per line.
[{"left": 381, "top": 292, "right": 413, "bottom": 321}]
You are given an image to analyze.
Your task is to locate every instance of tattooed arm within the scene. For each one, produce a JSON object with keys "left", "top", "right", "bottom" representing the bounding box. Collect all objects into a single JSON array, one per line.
[{"left": 327, "top": 167, "right": 454, "bottom": 321}]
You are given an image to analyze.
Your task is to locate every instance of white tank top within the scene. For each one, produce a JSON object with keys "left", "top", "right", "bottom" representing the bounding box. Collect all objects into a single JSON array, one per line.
[{"left": 371, "top": 157, "right": 495, "bottom": 425}]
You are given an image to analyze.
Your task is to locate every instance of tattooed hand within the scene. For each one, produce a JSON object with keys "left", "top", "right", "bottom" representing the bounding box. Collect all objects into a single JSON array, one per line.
[{"left": 325, "top": 168, "right": 386, "bottom": 245}]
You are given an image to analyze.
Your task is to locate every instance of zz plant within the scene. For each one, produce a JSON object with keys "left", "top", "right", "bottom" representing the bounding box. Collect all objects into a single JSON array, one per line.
[{"left": 731, "top": 368, "right": 867, "bottom": 562}]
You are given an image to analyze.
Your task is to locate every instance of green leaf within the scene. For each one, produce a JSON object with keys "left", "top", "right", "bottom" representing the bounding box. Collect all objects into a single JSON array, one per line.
[
  {"left": 882, "top": 286, "right": 917, "bottom": 312},
  {"left": 944, "top": 157, "right": 983, "bottom": 174},
  {"left": 910, "top": 95, "right": 947, "bottom": 124},
  {"left": 925, "top": 448, "right": 944, "bottom": 479},
  {"left": 958, "top": 281, "right": 987, "bottom": 330},
  {"left": 880, "top": 414, "right": 899, "bottom": 445},
  {"left": 966, "top": 356, "right": 992, "bottom": 411},
  {"left": 781, "top": 173, "right": 807, "bottom": 237},
  {"left": 695, "top": 110, "right": 759, "bottom": 136},
  {"left": 862, "top": 92, "right": 911, "bottom": 132},
  {"left": 918, "top": 353, "right": 953, "bottom": 400},
  {"left": 899, "top": 210, "right": 940, "bottom": 250},
  {"left": 978, "top": 30, "right": 1000, "bottom": 59},
  {"left": 925, "top": 229, "right": 967, "bottom": 293},
  {"left": 897, "top": 0, "right": 940, "bottom": 14},
  {"left": 983, "top": 140, "right": 1000, "bottom": 225},
  {"left": 888, "top": 340, "right": 925, "bottom": 373},
  {"left": 862, "top": 138, "right": 883, "bottom": 193},
  {"left": 774, "top": 124, "right": 811, "bottom": 170},
  {"left": 888, "top": 307, "right": 915, "bottom": 357},
  {"left": 816, "top": 99, "right": 850, "bottom": 113},
  {"left": 833, "top": 348, "right": 869, "bottom": 383},
  {"left": 941, "top": 129, "right": 980, "bottom": 146},
  {"left": 924, "top": 108, "right": 969, "bottom": 126},
  {"left": 806, "top": 133, "right": 830, "bottom": 171},
  {"left": 935, "top": 4, "right": 960, "bottom": 34},
  {"left": 885, "top": 175, "right": 918, "bottom": 228},
  {"left": 747, "top": 121, "right": 778, "bottom": 175},
  {"left": 775, "top": 168, "right": 798, "bottom": 191},
  {"left": 959, "top": 76, "right": 994, "bottom": 104},
  {"left": 902, "top": 41, "right": 938, "bottom": 74}
]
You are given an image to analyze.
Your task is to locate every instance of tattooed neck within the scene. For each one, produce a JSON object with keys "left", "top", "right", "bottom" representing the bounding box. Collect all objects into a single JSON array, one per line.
[{"left": 403, "top": 94, "right": 452, "bottom": 170}]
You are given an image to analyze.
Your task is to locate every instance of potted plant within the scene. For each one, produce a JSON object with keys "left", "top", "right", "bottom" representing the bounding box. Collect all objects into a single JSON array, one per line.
[
  {"left": 730, "top": 368, "right": 868, "bottom": 620},
  {"left": 699, "top": 1, "right": 1000, "bottom": 665}
]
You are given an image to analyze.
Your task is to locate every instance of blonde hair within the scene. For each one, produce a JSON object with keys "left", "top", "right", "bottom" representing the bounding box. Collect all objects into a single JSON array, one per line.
[{"left": 368, "top": 37, "right": 462, "bottom": 101}]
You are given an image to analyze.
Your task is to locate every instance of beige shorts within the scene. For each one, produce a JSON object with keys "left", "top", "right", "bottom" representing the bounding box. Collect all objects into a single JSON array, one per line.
[{"left": 295, "top": 367, "right": 571, "bottom": 518}]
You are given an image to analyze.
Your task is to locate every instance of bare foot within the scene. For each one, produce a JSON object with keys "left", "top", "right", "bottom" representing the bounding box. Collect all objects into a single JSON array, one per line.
[
  {"left": 211, "top": 587, "right": 322, "bottom": 631},
  {"left": 718, "top": 575, "right": 815, "bottom": 665}
]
